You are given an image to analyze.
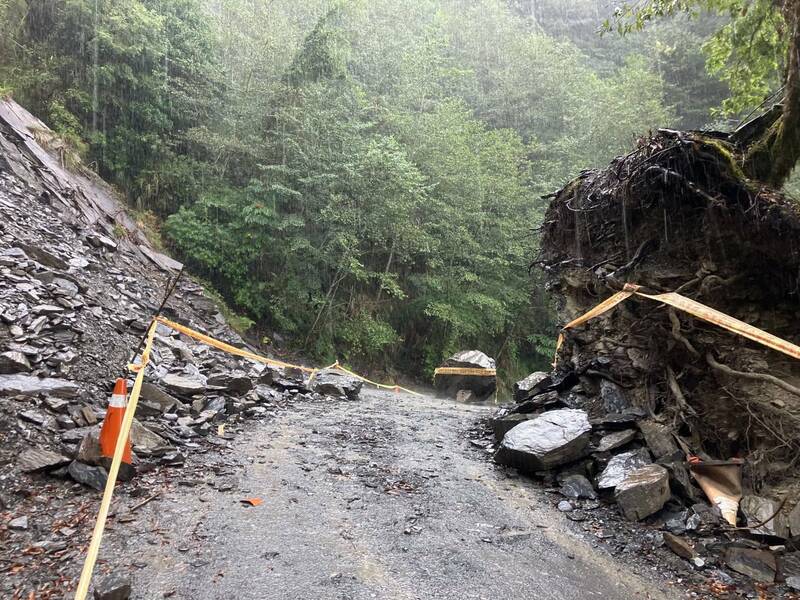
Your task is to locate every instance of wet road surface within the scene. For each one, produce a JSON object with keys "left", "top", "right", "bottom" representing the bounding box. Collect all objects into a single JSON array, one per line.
[{"left": 106, "top": 389, "right": 678, "bottom": 599}]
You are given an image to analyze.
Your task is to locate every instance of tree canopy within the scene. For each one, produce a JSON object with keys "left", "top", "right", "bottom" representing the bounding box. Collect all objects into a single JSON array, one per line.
[{"left": 1, "top": 0, "right": 791, "bottom": 382}]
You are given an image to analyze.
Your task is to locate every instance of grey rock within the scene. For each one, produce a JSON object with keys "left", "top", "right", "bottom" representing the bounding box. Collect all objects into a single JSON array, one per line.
[
  {"left": 663, "top": 532, "right": 695, "bottom": 559},
  {"left": 490, "top": 412, "right": 533, "bottom": 441},
  {"left": 788, "top": 501, "right": 800, "bottom": 537},
  {"left": 138, "top": 383, "right": 181, "bottom": 415},
  {"left": 93, "top": 575, "right": 131, "bottom": 600},
  {"left": 207, "top": 372, "right": 252, "bottom": 394},
  {"left": 43, "top": 396, "right": 70, "bottom": 413},
  {"left": 311, "top": 369, "right": 363, "bottom": 401},
  {"left": 455, "top": 389, "right": 477, "bottom": 403},
  {"left": 8, "top": 516, "right": 28, "bottom": 530},
  {"left": 615, "top": 464, "right": 670, "bottom": 521},
  {"left": 86, "top": 232, "right": 117, "bottom": 251},
  {"left": 741, "top": 495, "right": 790, "bottom": 538},
  {"left": 18, "top": 447, "right": 70, "bottom": 472},
  {"left": 20, "top": 410, "right": 52, "bottom": 427},
  {"left": 496, "top": 409, "right": 591, "bottom": 471},
  {"left": 557, "top": 500, "right": 573, "bottom": 512},
  {"left": 68, "top": 461, "right": 108, "bottom": 491},
  {"left": 0, "top": 374, "right": 79, "bottom": 397},
  {"left": 724, "top": 546, "right": 776, "bottom": 583},
  {"left": 637, "top": 420, "right": 679, "bottom": 460},
  {"left": 130, "top": 419, "right": 169, "bottom": 453},
  {"left": 686, "top": 503, "right": 722, "bottom": 532},
  {"left": 0, "top": 350, "right": 31, "bottom": 374},
  {"left": 32, "top": 303, "right": 64, "bottom": 315},
  {"left": 787, "top": 576, "right": 800, "bottom": 592},
  {"left": 560, "top": 474, "right": 597, "bottom": 500},
  {"left": 76, "top": 431, "right": 103, "bottom": 465},
  {"left": 434, "top": 350, "right": 496, "bottom": 400},
  {"left": 161, "top": 373, "right": 205, "bottom": 396},
  {"left": 597, "top": 447, "right": 651, "bottom": 490},
  {"left": 138, "top": 244, "right": 182, "bottom": 272},
  {"left": 513, "top": 371, "right": 549, "bottom": 402},
  {"left": 600, "top": 379, "right": 631, "bottom": 414},
  {"left": 595, "top": 429, "right": 637, "bottom": 453},
  {"left": 15, "top": 242, "right": 68, "bottom": 270}
]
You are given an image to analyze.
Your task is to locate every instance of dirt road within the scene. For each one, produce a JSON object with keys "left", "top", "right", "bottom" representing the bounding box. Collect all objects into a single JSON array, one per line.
[{"left": 103, "top": 389, "right": 678, "bottom": 599}]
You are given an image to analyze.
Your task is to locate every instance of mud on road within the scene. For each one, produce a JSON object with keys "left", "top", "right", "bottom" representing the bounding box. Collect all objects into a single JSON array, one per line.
[{"left": 100, "top": 389, "right": 679, "bottom": 600}]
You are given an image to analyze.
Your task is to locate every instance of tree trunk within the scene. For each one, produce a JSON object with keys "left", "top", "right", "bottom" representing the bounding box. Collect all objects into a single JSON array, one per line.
[{"left": 744, "top": 0, "right": 800, "bottom": 187}]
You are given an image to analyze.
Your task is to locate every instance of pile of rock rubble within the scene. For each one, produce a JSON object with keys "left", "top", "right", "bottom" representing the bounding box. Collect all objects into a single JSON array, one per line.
[
  {"left": 0, "top": 97, "right": 362, "bottom": 506},
  {"left": 486, "top": 369, "right": 800, "bottom": 591}
]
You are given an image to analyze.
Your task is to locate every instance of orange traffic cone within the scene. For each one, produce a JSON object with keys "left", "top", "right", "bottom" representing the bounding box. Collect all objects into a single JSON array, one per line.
[{"left": 99, "top": 378, "right": 132, "bottom": 465}]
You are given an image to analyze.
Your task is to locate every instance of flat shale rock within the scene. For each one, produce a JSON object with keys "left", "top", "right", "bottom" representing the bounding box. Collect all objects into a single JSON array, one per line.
[
  {"left": 68, "top": 461, "right": 108, "bottom": 491},
  {"left": 614, "top": 464, "right": 669, "bottom": 521},
  {"left": 93, "top": 575, "right": 131, "bottom": 600},
  {"left": 18, "top": 447, "right": 71, "bottom": 472},
  {"left": 0, "top": 351, "right": 31, "bottom": 374},
  {"left": 595, "top": 429, "right": 637, "bottom": 452},
  {"left": 0, "top": 374, "right": 79, "bottom": 397},
  {"left": 138, "top": 382, "right": 182, "bottom": 415},
  {"left": 495, "top": 409, "right": 591, "bottom": 471},
  {"left": 160, "top": 374, "right": 205, "bottom": 396},
  {"left": 597, "top": 447, "right": 651, "bottom": 490},
  {"left": 513, "top": 371, "right": 549, "bottom": 402},
  {"left": 724, "top": 546, "right": 777, "bottom": 583}
]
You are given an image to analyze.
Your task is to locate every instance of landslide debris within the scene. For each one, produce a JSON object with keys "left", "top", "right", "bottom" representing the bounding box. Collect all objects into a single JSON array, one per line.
[
  {"left": 0, "top": 98, "right": 362, "bottom": 598},
  {"left": 479, "top": 127, "right": 800, "bottom": 597}
]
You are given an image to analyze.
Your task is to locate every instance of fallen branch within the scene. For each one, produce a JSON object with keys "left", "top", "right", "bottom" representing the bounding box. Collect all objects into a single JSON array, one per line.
[
  {"left": 128, "top": 491, "right": 160, "bottom": 513},
  {"left": 707, "top": 353, "right": 800, "bottom": 398},
  {"left": 666, "top": 366, "right": 697, "bottom": 417}
]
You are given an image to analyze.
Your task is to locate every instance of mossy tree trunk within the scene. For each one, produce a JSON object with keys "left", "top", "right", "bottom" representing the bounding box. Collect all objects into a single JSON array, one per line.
[{"left": 744, "top": 0, "right": 800, "bottom": 187}]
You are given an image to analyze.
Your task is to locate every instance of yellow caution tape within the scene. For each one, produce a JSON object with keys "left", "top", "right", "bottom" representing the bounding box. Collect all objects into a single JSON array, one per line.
[
  {"left": 75, "top": 316, "right": 422, "bottom": 597},
  {"left": 433, "top": 367, "right": 497, "bottom": 377},
  {"left": 554, "top": 282, "right": 800, "bottom": 364},
  {"left": 156, "top": 316, "right": 316, "bottom": 372},
  {"left": 156, "top": 317, "right": 421, "bottom": 395},
  {"left": 74, "top": 320, "right": 158, "bottom": 600}
]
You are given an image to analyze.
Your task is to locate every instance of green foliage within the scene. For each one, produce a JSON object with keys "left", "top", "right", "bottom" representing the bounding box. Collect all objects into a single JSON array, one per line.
[
  {"left": 3, "top": 0, "right": 691, "bottom": 382},
  {"left": 603, "top": 0, "right": 787, "bottom": 116}
]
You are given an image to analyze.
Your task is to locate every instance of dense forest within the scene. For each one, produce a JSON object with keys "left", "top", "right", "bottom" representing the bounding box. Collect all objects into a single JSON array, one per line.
[{"left": 0, "top": 0, "right": 789, "bottom": 382}]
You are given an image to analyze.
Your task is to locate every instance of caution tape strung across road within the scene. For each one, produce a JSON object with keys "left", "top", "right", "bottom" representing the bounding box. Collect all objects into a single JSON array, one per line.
[
  {"left": 433, "top": 367, "right": 497, "bottom": 377},
  {"left": 74, "top": 317, "right": 422, "bottom": 598},
  {"left": 554, "top": 282, "right": 800, "bottom": 364}
]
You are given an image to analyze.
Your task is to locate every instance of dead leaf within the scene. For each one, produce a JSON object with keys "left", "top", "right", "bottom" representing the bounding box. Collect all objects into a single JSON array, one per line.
[{"left": 240, "top": 497, "right": 263, "bottom": 507}]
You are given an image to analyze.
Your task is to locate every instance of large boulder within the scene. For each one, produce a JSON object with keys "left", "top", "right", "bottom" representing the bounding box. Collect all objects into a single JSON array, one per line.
[
  {"left": 615, "top": 464, "right": 670, "bottom": 520},
  {"left": 434, "top": 350, "right": 496, "bottom": 400},
  {"left": 310, "top": 369, "right": 362, "bottom": 400},
  {"left": 495, "top": 408, "right": 591, "bottom": 471}
]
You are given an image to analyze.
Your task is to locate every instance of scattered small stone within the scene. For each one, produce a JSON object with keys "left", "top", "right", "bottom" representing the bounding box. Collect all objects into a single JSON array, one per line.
[
  {"left": 557, "top": 500, "right": 573, "bottom": 512},
  {"left": 663, "top": 532, "right": 695, "bottom": 559},
  {"left": 18, "top": 447, "right": 70, "bottom": 472},
  {"left": 559, "top": 474, "right": 597, "bottom": 500},
  {"left": 93, "top": 575, "right": 131, "bottom": 600},
  {"left": 8, "top": 516, "right": 28, "bottom": 530}
]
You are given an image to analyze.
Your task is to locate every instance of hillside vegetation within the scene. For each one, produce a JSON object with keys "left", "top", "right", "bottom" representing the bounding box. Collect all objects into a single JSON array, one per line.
[{"left": 0, "top": 0, "right": 733, "bottom": 379}]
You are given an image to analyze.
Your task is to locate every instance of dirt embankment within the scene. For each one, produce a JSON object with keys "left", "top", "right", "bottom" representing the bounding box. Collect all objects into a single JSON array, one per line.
[{"left": 538, "top": 128, "right": 800, "bottom": 497}]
